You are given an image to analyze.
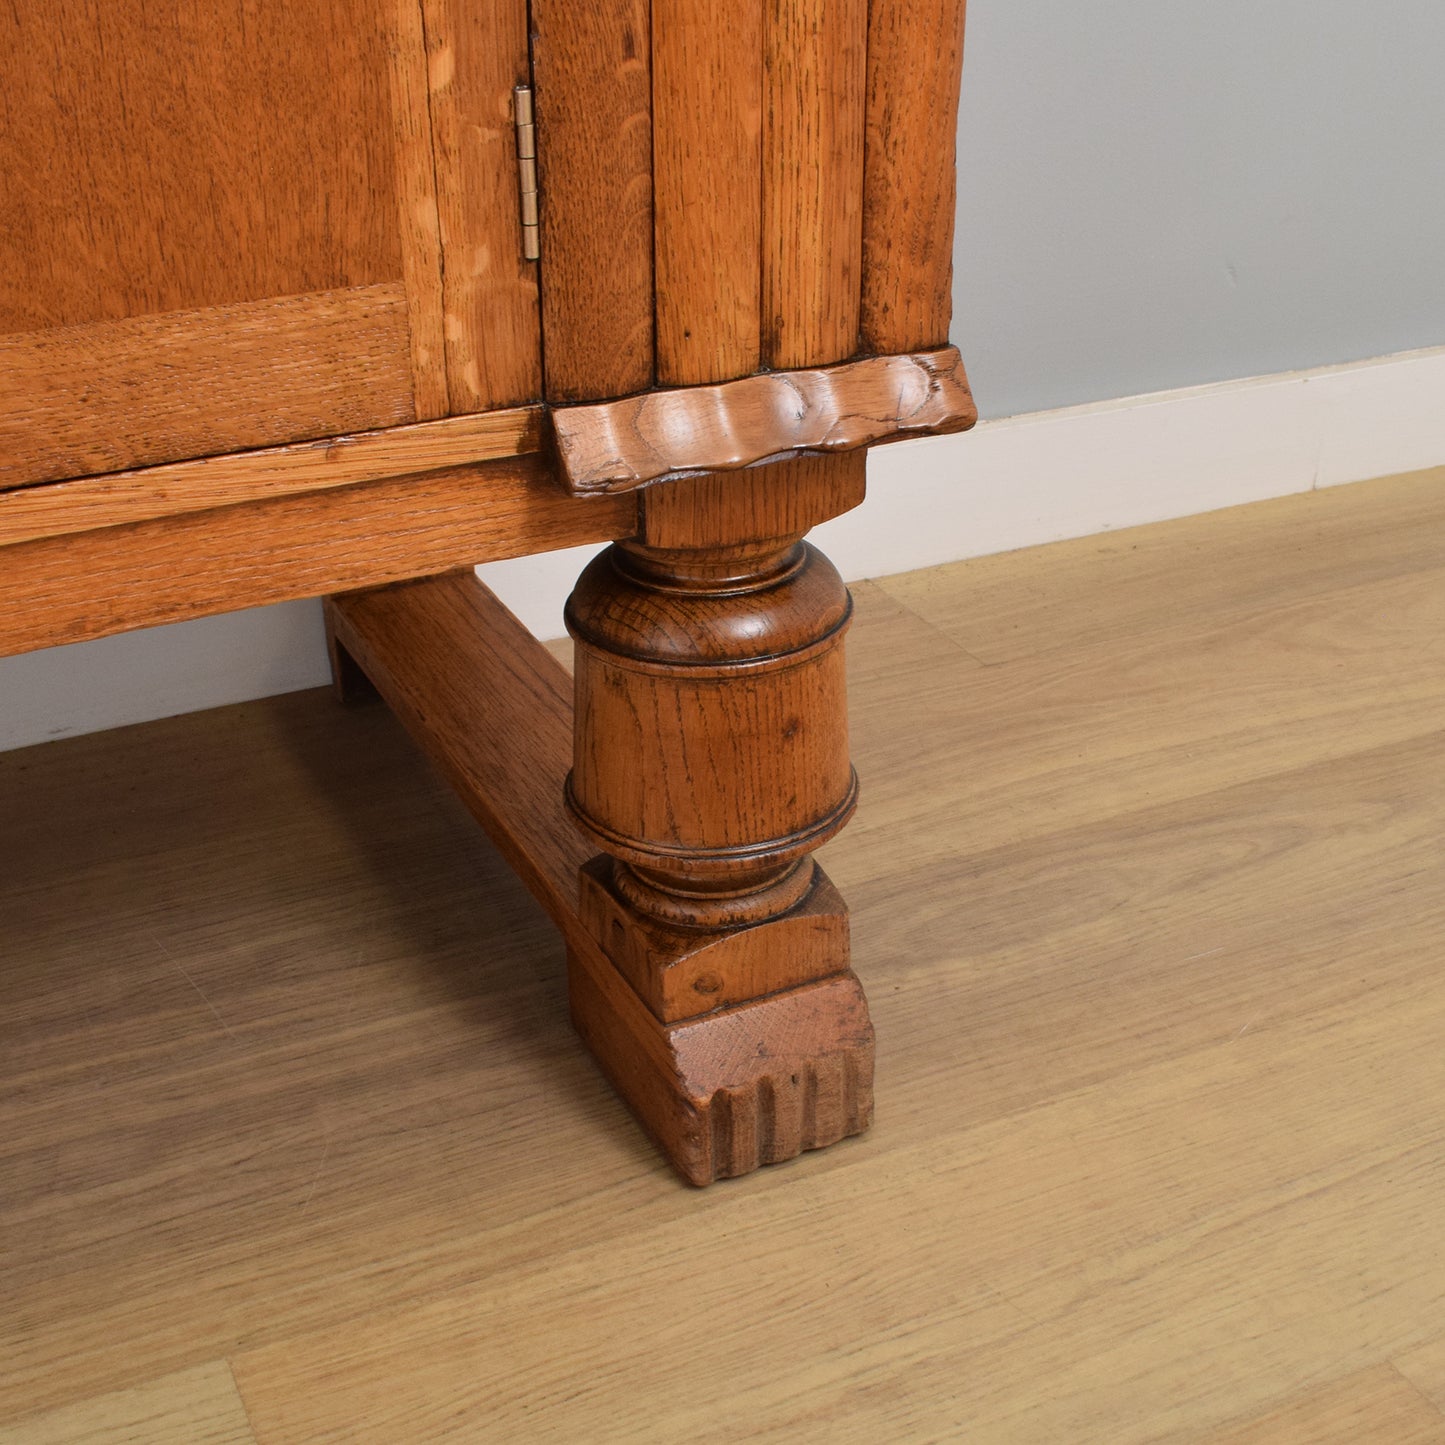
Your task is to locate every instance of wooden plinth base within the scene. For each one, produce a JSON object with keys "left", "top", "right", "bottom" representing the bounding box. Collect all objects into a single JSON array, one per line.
[
  {"left": 569, "top": 937, "right": 874, "bottom": 1184},
  {"left": 572, "top": 854, "right": 872, "bottom": 1183},
  {"left": 325, "top": 570, "right": 874, "bottom": 1185}
]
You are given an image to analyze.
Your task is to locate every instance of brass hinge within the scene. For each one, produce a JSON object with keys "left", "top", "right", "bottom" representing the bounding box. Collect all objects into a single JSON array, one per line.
[{"left": 514, "top": 86, "right": 540, "bottom": 262}]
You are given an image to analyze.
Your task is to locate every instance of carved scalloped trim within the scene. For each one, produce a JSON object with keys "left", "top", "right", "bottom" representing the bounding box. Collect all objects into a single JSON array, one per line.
[{"left": 551, "top": 345, "right": 978, "bottom": 495}]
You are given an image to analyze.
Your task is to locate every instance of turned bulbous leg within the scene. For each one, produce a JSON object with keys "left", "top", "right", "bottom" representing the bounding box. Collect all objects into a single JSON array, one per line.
[
  {"left": 567, "top": 536, "right": 856, "bottom": 926},
  {"left": 562, "top": 459, "right": 875, "bottom": 1183}
]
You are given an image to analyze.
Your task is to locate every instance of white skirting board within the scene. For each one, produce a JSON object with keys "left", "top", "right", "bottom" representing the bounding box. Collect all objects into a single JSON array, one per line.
[{"left": 2, "top": 345, "right": 1442, "bottom": 753}]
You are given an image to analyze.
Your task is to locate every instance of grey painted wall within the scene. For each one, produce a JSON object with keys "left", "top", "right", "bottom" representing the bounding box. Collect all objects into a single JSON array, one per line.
[{"left": 953, "top": 0, "right": 1445, "bottom": 418}]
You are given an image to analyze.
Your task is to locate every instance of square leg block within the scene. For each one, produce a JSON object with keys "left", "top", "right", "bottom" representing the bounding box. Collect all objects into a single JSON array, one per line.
[{"left": 567, "top": 880, "right": 875, "bottom": 1185}]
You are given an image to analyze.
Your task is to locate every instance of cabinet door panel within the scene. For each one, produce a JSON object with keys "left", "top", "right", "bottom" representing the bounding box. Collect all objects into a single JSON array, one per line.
[
  {"left": 0, "top": 288, "right": 413, "bottom": 490},
  {"left": 1, "top": 2, "right": 403, "bottom": 333},
  {"left": 0, "top": 0, "right": 537, "bottom": 491}
]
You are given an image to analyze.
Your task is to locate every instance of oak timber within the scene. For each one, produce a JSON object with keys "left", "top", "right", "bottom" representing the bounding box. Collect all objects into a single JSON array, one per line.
[
  {"left": 417, "top": 0, "right": 543, "bottom": 410},
  {"left": 652, "top": 0, "right": 764, "bottom": 384},
  {"left": 635, "top": 452, "right": 868, "bottom": 549},
  {"left": 325, "top": 574, "right": 584, "bottom": 932},
  {"left": 0, "top": 288, "right": 416, "bottom": 490},
  {"left": 323, "top": 463, "right": 875, "bottom": 1182},
  {"left": 861, "top": 0, "right": 967, "bottom": 352},
  {"left": 564, "top": 543, "right": 856, "bottom": 877},
  {"left": 0, "top": 459, "right": 634, "bottom": 657},
  {"left": 762, "top": 0, "right": 868, "bottom": 368},
  {"left": 383, "top": 0, "right": 451, "bottom": 419},
  {"left": 328, "top": 568, "right": 870, "bottom": 1183},
  {"left": 567, "top": 947, "right": 874, "bottom": 1184},
  {"left": 3, "top": 469, "right": 1444, "bottom": 1435},
  {"left": 575, "top": 856, "right": 853, "bottom": 1022},
  {"left": 530, "top": 0, "right": 655, "bottom": 401},
  {"left": 551, "top": 346, "right": 976, "bottom": 492},
  {"left": 0, "top": 407, "right": 546, "bottom": 548},
  {"left": 0, "top": 0, "right": 457, "bottom": 438},
  {"left": 561, "top": 454, "right": 873, "bottom": 1177},
  {"left": 0, "top": 1, "right": 402, "bottom": 333}
]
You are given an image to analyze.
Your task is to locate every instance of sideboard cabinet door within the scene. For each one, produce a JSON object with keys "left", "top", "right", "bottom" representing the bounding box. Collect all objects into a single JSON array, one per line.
[{"left": 0, "top": 0, "right": 539, "bottom": 492}]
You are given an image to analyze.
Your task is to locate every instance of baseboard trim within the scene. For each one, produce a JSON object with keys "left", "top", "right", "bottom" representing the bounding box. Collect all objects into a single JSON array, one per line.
[{"left": 809, "top": 343, "right": 1445, "bottom": 585}]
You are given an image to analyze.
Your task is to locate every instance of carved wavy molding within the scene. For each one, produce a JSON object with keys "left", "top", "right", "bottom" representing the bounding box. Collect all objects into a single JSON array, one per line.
[{"left": 550, "top": 345, "right": 977, "bottom": 494}]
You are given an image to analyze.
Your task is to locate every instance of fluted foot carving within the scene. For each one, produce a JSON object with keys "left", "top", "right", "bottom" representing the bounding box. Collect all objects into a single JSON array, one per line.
[{"left": 568, "top": 919, "right": 874, "bottom": 1185}]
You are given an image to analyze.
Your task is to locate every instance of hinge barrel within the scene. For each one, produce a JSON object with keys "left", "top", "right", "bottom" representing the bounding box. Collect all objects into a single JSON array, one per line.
[{"left": 514, "top": 85, "right": 540, "bottom": 262}]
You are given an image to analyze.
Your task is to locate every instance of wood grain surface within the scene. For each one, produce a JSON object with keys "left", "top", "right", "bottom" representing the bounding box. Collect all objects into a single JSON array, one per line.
[
  {"left": 0, "top": 458, "right": 634, "bottom": 657},
  {"left": 565, "top": 457, "right": 865, "bottom": 901},
  {"left": 326, "top": 466, "right": 874, "bottom": 1183},
  {"left": 652, "top": 0, "right": 763, "bottom": 384},
  {"left": 326, "top": 467, "right": 874, "bottom": 1183},
  {"left": 763, "top": 0, "right": 868, "bottom": 368},
  {"left": 4, "top": 469, "right": 1445, "bottom": 1436},
  {"left": 0, "top": 0, "right": 472, "bottom": 439},
  {"left": 879, "top": 465, "right": 1445, "bottom": 667},
  {"left": 551, "top": 346, "right": 976, "bottom": 492},
  {"left": 1201, "top": 1364, "right": 1445, "bottom": 1444},
  {"left": 531, "top": 0, "right": 655, "bottom": 401},
  {"left": 418, "top": 0, "right": 543, "bottom": 410},
  {"left": 568, "top": 944, "right": 874, "bottom": 1185},
  {"left": 0, "top": 287, "right": 416, "bottom": 491},
  {"left": 566, "top": 540, "right": 856, "bottom": 860},
  {"left": 326, "top": 574, "right": 585, "bottom": 933},
  {"left": 1398, "top": 1332, "right": 1445, "bottom": 1420},
  {"left": 576, "top": 857, "right": 852, "bottom": 1023},
  {"left": 0, "top": 0, "right": 401, "bottom": 334},
  {"left": 330, "top": 568, "right": 869, "bottom": 1184},
  {"left": 384, "top": 0, "right": 451, "bottom": 420},
  {"left": 635, "top": 452, "right": 867, "bottom": 549},
  {"left": 0, "top": 407, "right": 545, "bottom": 549},
  {"left": 861, "top": 0, "right": 967, "bottom": 352},
  {"left": 560, "top": 452, "right": 871, "bottom": 1178},
  {"left": 0, "top": 1364, "right": 256, "bottom": 1445}
]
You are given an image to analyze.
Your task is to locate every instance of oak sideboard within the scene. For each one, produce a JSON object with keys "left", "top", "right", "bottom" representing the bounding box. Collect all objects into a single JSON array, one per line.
[{"left": 0, "top": 0, "right": 975, "bottom": 1183}]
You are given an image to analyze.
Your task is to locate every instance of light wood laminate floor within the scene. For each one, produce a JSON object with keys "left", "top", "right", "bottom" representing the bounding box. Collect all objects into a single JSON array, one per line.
[{"left": 3, "top": 468, "right": 1444, "bottom": 1443}]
